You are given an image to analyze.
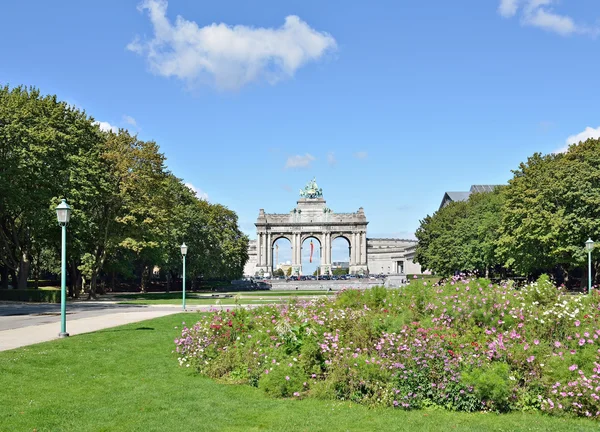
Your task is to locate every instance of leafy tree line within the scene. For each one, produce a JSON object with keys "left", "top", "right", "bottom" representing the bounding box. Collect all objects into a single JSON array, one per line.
[
  {"left": 0, "top": 85, "right": 249, "bottom": 296},
  {"left": 415, "top": 138, "right": 600, "bottom": 288}
]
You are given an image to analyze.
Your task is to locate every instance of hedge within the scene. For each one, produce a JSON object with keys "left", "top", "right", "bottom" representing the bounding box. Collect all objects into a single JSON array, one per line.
[{"left": 0, "top": 289, "right": 60, "bottom": 303}]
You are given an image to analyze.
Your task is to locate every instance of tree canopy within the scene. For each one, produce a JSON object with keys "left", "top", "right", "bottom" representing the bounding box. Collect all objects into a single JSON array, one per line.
[
  {"left": 0, "top": 85, "right": 248, "bottom": 294},
  {"left": 415, "top": 139, "right": 600, "bottom": 287}
]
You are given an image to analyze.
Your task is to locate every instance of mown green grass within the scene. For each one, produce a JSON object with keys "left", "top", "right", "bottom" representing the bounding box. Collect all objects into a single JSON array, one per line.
[
  {"left": 113, "top": 290, "right": 334, "bottom": 305},
  {"left": 113, "top": 290, "right": 332, "bottom": 299},
  {"left": 117, "top": 298, "right": 285, "bottom": 305},
  {"left": 1, "top": 314, "right": 597, "bottom": 432}
]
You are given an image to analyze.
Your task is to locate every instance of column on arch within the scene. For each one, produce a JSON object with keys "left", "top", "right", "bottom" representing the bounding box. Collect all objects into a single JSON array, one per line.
[
  {"left": 326, "top": 232, "right": 332, "bottom": 266},
  {"left": 350, "top": 232, "right": 357, "bottom": 266},
  {"left": 291, "top": 233, "right": 296, "bottom": 266},
  {"left": 257, "top": 232, "right": 263, "bottom": 266},
  {"left": 266, "top": 232, "right": 272, "bottom": 270},
  {"left": 321, "top": 232, "right": 330, "bottom": 268},
  {"left": 361, "top": 232, "right": 367, "bottom": 265},
  {"left": 297, "top": 233, "right": 302, "bottom": 265}
]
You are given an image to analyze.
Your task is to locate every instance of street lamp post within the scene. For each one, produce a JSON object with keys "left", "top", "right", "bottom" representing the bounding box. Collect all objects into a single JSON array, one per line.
[
  {"left": 586, "top": 238, "right": 595, "bottom": 294},
  {"left": 56, "top": 199, "right": 72, "bottom": 337},
  {"left": 181, "top": 243, "right": 188, "bottom": 310}
]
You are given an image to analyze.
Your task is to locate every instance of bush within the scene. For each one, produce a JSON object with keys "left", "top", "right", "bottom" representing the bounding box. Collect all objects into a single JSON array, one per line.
[
  {"left": 175, "top": 278, "right": 600, "bottom": 419},
  {"left": 463, "top": 363, "right": 511, "bottom": 412},
  {"left": 0, "top": 289, "right": 60, "bottom": 303}
]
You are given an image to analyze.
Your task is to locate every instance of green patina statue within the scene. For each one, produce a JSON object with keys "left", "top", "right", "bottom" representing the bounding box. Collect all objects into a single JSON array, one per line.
[{"left": 299, "top": 177, "right": 323, "bottom": 199}]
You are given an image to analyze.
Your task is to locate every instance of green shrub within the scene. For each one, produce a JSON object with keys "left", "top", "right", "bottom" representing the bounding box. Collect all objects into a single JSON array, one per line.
[
  {"left": 0, "top": 289, "right": 60, "bottom": 303},
  {"left": 258, "top": 360, "right": 307, "bottom": 398},
  {"left": 463, "top": 363, "right": 511, "bottom": 412}
]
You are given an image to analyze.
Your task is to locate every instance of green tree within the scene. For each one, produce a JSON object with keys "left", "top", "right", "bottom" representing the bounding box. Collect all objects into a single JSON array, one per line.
[
  {"left": 497, "top": 140, "right": 600, "bottom": 286},
  {"left": 415, "top": 189, "right": 504, "bottom": 277},
  {"left": 0, "top": 86, "right": 99, "bottom": 289}
]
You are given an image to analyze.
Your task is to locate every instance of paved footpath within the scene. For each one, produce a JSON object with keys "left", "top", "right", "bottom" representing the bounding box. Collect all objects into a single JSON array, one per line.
[{"left": 0, "top": 302, "right": 235, "bottom": 352}]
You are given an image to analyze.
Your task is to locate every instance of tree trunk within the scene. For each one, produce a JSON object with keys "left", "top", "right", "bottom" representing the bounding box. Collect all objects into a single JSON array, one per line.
[
  {"left": 0, "top": 265, "right": 8, "bottom": 289},
  {"left": 10, "top": 269, "right": 18, "bottom": 289},
  {"left": 166, "top": 272, "right": 171, "bottom": 293},
  {"left": 17, "top": 252, "right": 30, "bottom": 289},
  {"left": 88, "top": 270, "right": 98, "bottom": 300},
  {"left": 68, "top": 261, "right": 76, "bottom": 298},
  {"left": 140, "top": 265, "right": 150, "bottom": 293}
]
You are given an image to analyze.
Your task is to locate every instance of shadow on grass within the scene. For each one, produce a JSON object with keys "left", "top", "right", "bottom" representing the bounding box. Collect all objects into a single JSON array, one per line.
[
  {"left": 113, "top": 292, "right": 232, "bottom": 300},
  {"left": 95, "top": 326, "right": 156, "bottom": 333}
]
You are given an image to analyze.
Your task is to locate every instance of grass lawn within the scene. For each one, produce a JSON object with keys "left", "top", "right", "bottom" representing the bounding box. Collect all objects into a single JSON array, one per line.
[
  {"left": 1, "top": 314, "right": 597, "bottom": 432},
  {"left": 113, "top": 290, "right": 335, "bottom": 305},
  {"left": 117, "top": 298, "right": 286, "bottom": 305}
]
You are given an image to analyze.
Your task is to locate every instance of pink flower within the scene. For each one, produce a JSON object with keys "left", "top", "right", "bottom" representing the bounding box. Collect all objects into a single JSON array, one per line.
[
  {"left": 293, "top": 392, "right": 300, "bottom": 397},
  {"left": 575, "top": 320, "right": 581, "bottom": 327},
  {"left": 579, "top": 338, "right": 585, "bottom": 346},
  {"left": 264, "top": 370, "right": 269, "bottom": 374},
  {"left": 533, "top": 339, "right": 540, "bottom": 345},
  {"left": 523, "top": 344, "right": 530, "bottom": 351},
  {"left": 527, "top": 356, "right": 535, "bottom": 363},
  {"left": 569, "top": 364, "right": 578, "bottom": 371},
  {"left": 554, "top": 341, "right": 561, "bottom": 348},
  {"left": 285, "top": 376, "right": 290, "bottom": 381}
]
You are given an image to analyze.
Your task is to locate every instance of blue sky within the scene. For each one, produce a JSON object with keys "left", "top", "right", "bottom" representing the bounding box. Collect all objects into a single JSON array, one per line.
[{"left": 2, "top": 0, "right": 599, "bottom": 272}]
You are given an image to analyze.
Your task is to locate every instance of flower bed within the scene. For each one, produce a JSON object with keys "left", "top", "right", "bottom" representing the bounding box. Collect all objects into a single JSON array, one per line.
[{"left": 175, "top": 275, "right": 600, "bottom": 418}]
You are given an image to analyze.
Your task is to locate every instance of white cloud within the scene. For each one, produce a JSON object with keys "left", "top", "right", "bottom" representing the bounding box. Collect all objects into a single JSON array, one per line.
[
  {"left": 556, "top": 126, "right": 600, "bottom": 153},
  {"left": 327, "top": 151, "right": 336, "bottom": 166},
  {"left": 498, "top": 0, "right": 520, "bottom": 18},
  {"left": 497, "top": 0, "right": 597, "bottom": 36},
  {"left": 185, "top": 182, "right": 209, "bottom": 200},
  {"left": 128, "top": 0, "right": 337, "bottom": 90},
  {"left": 285, "top": 153, "right": 315, "bottom": 169},
  {"left": 94, "top": 121, "right": 118, "bottom": 133},
  {"left": 354, "top": 151, "right": 368, "bottom": 160},
  {"left": 123, "top": 115, "right": 137, "bottom": 127}
]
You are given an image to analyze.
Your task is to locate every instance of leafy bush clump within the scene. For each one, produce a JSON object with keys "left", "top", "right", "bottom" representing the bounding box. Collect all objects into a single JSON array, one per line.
[{"left": 175, "top": 275, "right": 600, "bottom": 418}]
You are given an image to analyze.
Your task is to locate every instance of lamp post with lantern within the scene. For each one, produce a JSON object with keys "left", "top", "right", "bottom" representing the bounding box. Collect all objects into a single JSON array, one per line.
[
  {"left": 586, "top": 238, "right": 595, "bottom": 294},
  {"left": 181, "top": 243, "right": 188, "bottom": 310},
  {"left": 56, "top": 199, "right": 72, "bottom": 337}
]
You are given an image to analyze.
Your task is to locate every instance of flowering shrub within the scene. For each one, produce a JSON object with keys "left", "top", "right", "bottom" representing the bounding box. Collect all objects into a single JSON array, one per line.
[{"left": 175, "top": 276, "right": 600, "bottom": 418}]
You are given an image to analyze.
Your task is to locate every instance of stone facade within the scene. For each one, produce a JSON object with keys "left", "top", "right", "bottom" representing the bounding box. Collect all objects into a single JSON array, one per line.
[
  {"left": 367, "top": 238, "right": 422, "bottom": 275},
  {"left": 243, "top": 182, "right": 423, "bottom": 277},
  {"left": 250, "top": 197, "right": 369, "bottom": 276}
]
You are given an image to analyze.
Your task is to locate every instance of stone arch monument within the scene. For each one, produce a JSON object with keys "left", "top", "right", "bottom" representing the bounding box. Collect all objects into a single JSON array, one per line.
[
  {"left": 244, "top": 179, "right": 423, "bottom": 277},
  {"left": 252, "top": 178, "right": 368, "bottom": 276}
]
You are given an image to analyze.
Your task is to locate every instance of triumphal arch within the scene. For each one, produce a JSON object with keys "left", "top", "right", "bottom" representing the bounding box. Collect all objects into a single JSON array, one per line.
[{"left": 253, "top": 178, "right": 369, "bottom": 276}]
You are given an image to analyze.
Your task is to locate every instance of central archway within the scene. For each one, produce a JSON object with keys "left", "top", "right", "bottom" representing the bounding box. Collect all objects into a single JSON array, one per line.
[{"left": 301, "top": 236, "right": 321, "bottom": 276}]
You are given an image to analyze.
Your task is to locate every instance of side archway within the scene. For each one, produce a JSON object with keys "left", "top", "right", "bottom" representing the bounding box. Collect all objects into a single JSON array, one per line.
[{"left": 271, "top": 236, "right": 292, "bottom": 276}]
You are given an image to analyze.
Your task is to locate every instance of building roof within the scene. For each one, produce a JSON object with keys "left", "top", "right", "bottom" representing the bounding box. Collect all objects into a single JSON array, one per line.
[
  {"left": 470, "top": 185, "right": 497, "bottom": 193},
  {"left": 439, "top": 185, "right": 502, "bottom": 210}
]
